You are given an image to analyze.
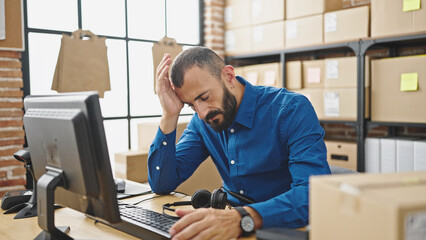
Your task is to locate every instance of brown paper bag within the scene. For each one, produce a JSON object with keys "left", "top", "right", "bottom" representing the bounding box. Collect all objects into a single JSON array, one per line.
[
  {"left": 152, "top": 36, "right": 183, "bottom": 93},
  {"left": 52, "top": 29, "right": 111, "bottom": 98}
]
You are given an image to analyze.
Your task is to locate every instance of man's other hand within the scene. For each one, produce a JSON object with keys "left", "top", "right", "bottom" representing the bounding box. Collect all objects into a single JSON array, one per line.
[{"left": 169, "top": 208, "right": 241, "bottom": 240}]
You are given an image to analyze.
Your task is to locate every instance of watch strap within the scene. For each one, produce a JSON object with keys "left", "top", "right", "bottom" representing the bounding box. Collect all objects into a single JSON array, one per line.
[{"left": 234, "top": 207, "right": 254, "bottom": 236}]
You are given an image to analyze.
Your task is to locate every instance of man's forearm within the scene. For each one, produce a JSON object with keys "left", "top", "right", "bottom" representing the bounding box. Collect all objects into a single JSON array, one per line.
[{"left": 160, "top": 114, "right": 179, "bottom": 135}]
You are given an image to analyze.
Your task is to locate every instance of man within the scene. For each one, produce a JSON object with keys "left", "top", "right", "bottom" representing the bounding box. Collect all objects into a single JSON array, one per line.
[{"left": 148, "top": 47, "right": 330, "bottom": 240}]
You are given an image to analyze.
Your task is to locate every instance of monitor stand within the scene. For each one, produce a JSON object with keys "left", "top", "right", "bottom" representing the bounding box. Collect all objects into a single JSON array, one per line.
[{"left": 35, "top": 167, "right": 72, "bottom": 240}]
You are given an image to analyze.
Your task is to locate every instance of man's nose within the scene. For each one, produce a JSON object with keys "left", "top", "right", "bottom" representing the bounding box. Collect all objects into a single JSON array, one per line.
[{"left": 194, "top": 101, "right": 209, "bottom": 120}]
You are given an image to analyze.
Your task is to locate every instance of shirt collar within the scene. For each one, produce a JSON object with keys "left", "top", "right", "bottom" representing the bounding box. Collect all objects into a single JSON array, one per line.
[{"left": 233, "top": 76, "right": 257, "bottom": 129}]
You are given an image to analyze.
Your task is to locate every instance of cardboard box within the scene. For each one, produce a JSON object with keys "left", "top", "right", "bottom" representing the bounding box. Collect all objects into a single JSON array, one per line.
[
  {"left": 294, "top": 88, "right": 324, "bottom": 119},
  {"left": 225, "top": 27, "right": 252, "bottom": 56},
  {"left": 365, "top": 137, "right": 381, "bottom": 173},
  {"left": 176, "top": 157, "right": 223, "bottom": 195},
  {"left": 115, "top": 152, "right": 223, "bottom": 195},
  {"left": 224, "top": 0, "right": 251, "bottom": 29},
  {"left": 324, "top": 56, "right": 370, "bottom": 88},
  {"left": 324, "top": 6, "right": 370, "bottom": 43},
  {"left": 380, "top": 138, "right": 396, "bottom": 173},
  {"left": 251, "top": 0, "right": 285, "bottom": 25},
  {"left": 115, "top": 150, "right": 148, "bottom": 183},
  {"left": 310, "top": 171, "right": 426, "bottom": 240},
  {"left": 371, "top": 0, "right": 426, "bottom": 38},
  {"left": 285, "top": 14, "right": 323, "bottom": 48},
  {"left": 252, "top": 21, "right": 285, "bottom": 53},
  {"left": 243, "top": 64, "right": 260, "bottom": 86},
  {"left": 323, "top": 87, "right": 370, "bottom": 121},
  {"left": 286, "top": 0, "right": 343, "bottom": 19},
  {"left": 324, "top": 140, "right": 357, "bottom": 171},
  {"left": 285, "top": 61, "right": 302, "bottom": 90},
  {"left": 303, "top": 59, "right": 325, "bottom": 89},
  {"left": 342, "top": 0, "right": 371, "bottom": 9},
  {"left": 257, "top": 62, "right": 283, "bottom": 88},
  {"left": 138, "top": 120, "right": 189, "bottom": 151},
  {"left": 371, "top": 55, "right": 426, "bottom": 123},
  {"left": 233, "top": 66, "right": 244, "bottom": 77},
  {"left": 243, "top": 63, "right": 283, "bottom": 88},
  {"left": 414, "top": 140, "right": 426, "bottom": 171}
]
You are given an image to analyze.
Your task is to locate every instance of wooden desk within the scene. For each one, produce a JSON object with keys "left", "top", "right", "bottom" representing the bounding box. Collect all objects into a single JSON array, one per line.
[{"left": 0, "top": 192, "right": 256, "bottom": 240}]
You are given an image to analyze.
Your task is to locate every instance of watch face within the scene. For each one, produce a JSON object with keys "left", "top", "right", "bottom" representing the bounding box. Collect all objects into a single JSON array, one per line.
[{"left": 241, "top": 215, "right": 255, "bottom": 232}]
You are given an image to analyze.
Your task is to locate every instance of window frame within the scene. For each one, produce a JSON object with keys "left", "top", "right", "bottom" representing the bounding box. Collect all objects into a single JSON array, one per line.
[{"left": 21, "top": 0, "right": 204, "bottom": 149}]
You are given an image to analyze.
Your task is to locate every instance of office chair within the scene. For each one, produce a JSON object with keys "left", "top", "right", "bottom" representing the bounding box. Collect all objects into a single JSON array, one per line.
[{"left": 330, "top": 165, "right": 359, "bottom": 174}]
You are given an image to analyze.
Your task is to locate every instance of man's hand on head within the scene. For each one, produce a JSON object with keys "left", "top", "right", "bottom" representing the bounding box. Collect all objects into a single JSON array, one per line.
[{"left": 156, "top": 53, "right": 184, "bottom": 134}]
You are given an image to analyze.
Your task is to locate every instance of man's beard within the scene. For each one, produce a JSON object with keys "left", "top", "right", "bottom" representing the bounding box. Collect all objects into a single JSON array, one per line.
[{"left": 203, "top": 85, "right": 237, "bottom": 132}]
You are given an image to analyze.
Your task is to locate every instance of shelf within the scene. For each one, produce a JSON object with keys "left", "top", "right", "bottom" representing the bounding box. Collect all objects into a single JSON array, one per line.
[
  {"left": 368, "top": 121, "right": 426, "bottom": 129},
  {"left": 225, "top": 50, "right": 281, "bottom": 61},
  {"left": 283, "top": 41, "right": 357, "bottom": 55},
  {"left": 361, "top": 32, "right": 426, "bottom": 49}
]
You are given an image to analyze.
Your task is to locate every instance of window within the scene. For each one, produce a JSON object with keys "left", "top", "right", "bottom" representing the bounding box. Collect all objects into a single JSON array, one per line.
[{"left": 22, "top": 0, "right": 203, "bottom": 170}]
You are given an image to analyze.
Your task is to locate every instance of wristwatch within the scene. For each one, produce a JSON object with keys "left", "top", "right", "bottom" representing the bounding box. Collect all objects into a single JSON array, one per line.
[{"left": 234, "top": 207, "right": 255, "bottom": 236}]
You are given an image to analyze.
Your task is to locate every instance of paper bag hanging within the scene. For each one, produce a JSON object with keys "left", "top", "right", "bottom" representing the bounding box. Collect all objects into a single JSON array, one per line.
[
  {"left": 152, "top": 36, "right": 183, "bottom": 93},
  {"left": 52, "top": 29, "right": 111, "bottom": 98}
]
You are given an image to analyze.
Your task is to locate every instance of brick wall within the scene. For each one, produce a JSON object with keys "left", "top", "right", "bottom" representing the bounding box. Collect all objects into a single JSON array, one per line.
[
  {"left": 203, "top": 0, "right": 225, "bottom": 58},
  {"left": 0, "top": 51, "right": 26, "bottom": 197}
]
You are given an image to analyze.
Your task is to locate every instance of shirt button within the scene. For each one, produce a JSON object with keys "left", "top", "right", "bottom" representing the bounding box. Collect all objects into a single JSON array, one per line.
[
  {"left": 230, "top": 128, "right": 235, "bottom": 133},
  {"left": 230, "top": 160, "right": 235, "bottom": 165},
  {"left": 162, "top": 141, "right": 167, "bottom": 146},
  {"left": 156, "top": 166, "right": 160, "bottom": 170},
  {"left": 239, "top": 190, "right": 244, "bottom": 195}
]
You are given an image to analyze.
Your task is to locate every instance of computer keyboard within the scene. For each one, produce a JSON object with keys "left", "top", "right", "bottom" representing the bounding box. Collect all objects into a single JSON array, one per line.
[
  {"left": 119, "top": 202, "right": 176, "bottom": 232},
  {"left": 112, "top": 201, "right": 177, "bottom": 240}
]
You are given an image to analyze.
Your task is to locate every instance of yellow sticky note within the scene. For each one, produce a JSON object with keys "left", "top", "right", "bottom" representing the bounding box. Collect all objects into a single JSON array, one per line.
[
  {"left": 403, "top": 0, "right": 421, "bottom": 12},
  {"left": 400, "top": 73, "right": 418, "bottom": 91}
]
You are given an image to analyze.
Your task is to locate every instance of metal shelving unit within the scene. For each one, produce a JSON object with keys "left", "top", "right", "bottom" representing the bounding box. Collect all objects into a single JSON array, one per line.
[{"left": 225, "top": 32, "right": 426, "bottom": 172}]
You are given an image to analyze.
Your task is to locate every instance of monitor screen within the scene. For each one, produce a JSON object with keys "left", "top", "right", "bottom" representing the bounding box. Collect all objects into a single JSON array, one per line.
[{"left": 23, "top": 92, "right": 120, "bottom": 224}]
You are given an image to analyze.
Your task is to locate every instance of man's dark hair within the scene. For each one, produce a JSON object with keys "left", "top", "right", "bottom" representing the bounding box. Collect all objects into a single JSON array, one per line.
[{"left": 170, "top": 47, "right": 225, "bottom": 88}]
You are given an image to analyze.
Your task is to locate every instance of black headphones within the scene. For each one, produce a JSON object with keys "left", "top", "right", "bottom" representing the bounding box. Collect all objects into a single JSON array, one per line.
[{"left": 162, "top": 187, "right": 255, "bottom": 219}]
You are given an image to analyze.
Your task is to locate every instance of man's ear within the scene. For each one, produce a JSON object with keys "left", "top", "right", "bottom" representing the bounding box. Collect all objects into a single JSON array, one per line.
[{"left": 222, "top": 65, "right": 236, "bottom": 84}]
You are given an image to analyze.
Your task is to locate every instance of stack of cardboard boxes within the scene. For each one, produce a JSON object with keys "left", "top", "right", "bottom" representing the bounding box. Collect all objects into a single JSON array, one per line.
[
  {"left": 233, "top": 63, "right": 283, "bottom": 88},
  {"left": 225, "top": 0, "right": 286, "bottom": 55},
  {"left": 287, "top": 56, "right": 370, "bottom": 121},
  {"left": 225, "top": 0, "right": 371, "bottom": 56},
  {"left": 225, "top": 0, "right": 426, "bottom": 56},
  {"left": 114, "top": 119, "right": 223, "bottom": 195}
]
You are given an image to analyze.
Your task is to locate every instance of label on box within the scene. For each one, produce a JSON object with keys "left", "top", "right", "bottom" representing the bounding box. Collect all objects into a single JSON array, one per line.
[
  {"left": 326, "top": 60, "right": 339, "bottom": 79},
  {"left": 308, "top": 67, "right": 321, "bottom": 83},
  {"left": 253, "top": 26, "right": 263, "bottom": 43},
  {"left": 286, "top": 20, "right": 298, "bottom": 39},
  {"left": 324, "top": 92, "right": 340, "bottom": 117},
  {"left": 224, "top": 6, "right": 233, "bottom": 23},
  {"left": 405, "top": 211, "right": 426, "bottom": 240},
  {"left": 400, "top": 72, "right": 418, "bottom": 91},
  {"left": 264, "top": 71, "right": 276, "bottom": 86},
  {"left": 324, "top": 13, "right": 337, "bottom": 32},
  {"left": 403, "top": 0, "right": 421, "bottom": 12},
  {"left": 225, "top": 31, "right": 235, "bottom": 51},
  {"left": 252, "top": 0, "right": 262, "bottom": 18},
  {"left": 246, "top": 72, "right": 258, "bottom": 85}
]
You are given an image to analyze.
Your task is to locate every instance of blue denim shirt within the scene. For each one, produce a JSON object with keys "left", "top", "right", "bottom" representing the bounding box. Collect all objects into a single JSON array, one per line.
[{"left": 148, "top": 76, "right": 330, "bottom": 228}]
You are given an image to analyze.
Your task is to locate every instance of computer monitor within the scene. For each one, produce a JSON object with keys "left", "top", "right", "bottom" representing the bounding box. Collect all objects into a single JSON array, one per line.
[{"left": 23, "top": 92, "right": 120, "bottom": 239}]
